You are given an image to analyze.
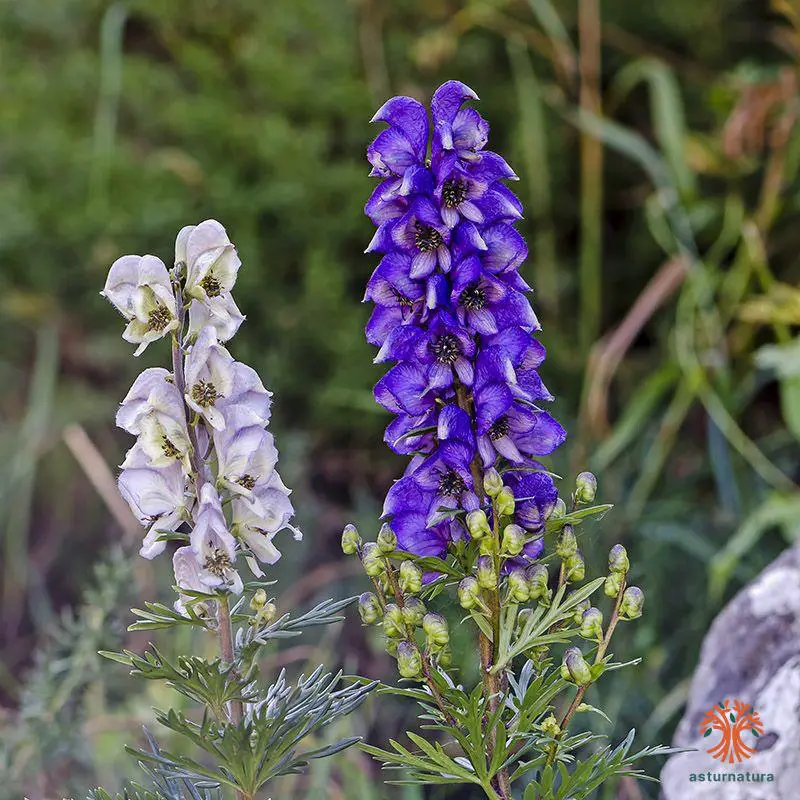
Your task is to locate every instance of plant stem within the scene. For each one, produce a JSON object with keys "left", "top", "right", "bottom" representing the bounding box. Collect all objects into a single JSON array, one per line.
[{"left": 217, "top": 592, "right": 244, "bottom": 725}]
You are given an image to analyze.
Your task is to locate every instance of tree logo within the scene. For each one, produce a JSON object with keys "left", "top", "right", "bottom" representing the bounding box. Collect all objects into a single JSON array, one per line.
[{"left": 699, "top": 699, "right": 765, "bottom": 764}]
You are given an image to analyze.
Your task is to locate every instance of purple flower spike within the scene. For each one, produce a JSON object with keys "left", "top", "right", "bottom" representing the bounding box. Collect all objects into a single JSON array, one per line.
[{"left": 364, "top": 81, "right": 565, "bottom": 558}]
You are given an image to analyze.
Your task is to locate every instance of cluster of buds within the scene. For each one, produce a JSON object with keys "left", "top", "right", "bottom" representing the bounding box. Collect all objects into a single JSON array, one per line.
[
  {"left": 344, "top": 523, "right": 452, "bottom": 677},
  {"left": 104, "top": 220, "right": 301, "bottom": 612}
]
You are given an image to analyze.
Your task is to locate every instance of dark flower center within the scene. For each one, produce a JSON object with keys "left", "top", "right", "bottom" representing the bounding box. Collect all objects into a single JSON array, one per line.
[
  {"left": 191, "top": 379, "right": 218, "bottom": 408},
  {"left": 414, "top": 222, "right": 443, "bottom": 252},
  {"left": 204, "top": 547, "right": 231, "bottom": 577},
  {"left": 200, "top": 273, "right": 222, "bottom": 297},
  {"left": 442, "top": 179, "right": 468, "bottom": 208},
  {"left": 460, "top": 284, "right": 487, "bottom": 311},
  {"left": 431, "top": 333, "right": 461, "bottom": 365},
  {"left": 488, "top": 416, "right": 510, "bottom": 440},
  {"left": 161, "top": 435, "right": 180, "bottom": 458},
  {"left": 147, "top": 304, "right": 173, "bottom": 332},
  {"left": 438, "top": 469, "right": 467, "bottom": 497},
  {"left": 237, "top": 474, "right": 257, "bottom": 490},
  {"left": 392, "top": 287, "right": 415, "bottom": 308}
]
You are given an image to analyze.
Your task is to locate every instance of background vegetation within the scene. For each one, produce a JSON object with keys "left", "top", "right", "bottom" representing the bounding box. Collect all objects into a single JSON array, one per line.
[{"left": 1, "top": 0, "right": 799, "bottom": 797}]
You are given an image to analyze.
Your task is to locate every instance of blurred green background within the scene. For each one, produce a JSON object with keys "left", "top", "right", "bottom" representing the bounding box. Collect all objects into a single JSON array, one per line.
[{"left": 1, "top": 0, "right": 799, "bottom": 797}]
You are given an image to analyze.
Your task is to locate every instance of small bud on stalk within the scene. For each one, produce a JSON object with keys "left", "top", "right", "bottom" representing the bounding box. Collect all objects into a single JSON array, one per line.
[
  {"left": 496, "top": 486, "right": 516, "bottom": 517},
  {"left": 399, "top": 560, "right": 423, "bottom": 594},
  {"left": 358, "top": 592, "right": 382, "bottom": 625},
  {"left": 401, "top": 596, "right": 426, "bottom": 627},
  {"left": 556, "top": 525, "right": 578, "bottom": 559},
  {"left": 422, "top": 612, "right": 450, "bottom": 648},
  {"left": 570, "top": 594, "right": 591, "bottom": 625},
  {"left": 608, "top": 543, "right": 629, "bottom": 575},
  {"left": 527, "top": 565, "right": 551, "bottom": 605},
  {"left": 458, "top": 576, "right": 482, "bottom": 610},
  {"left": 604, "top": 572, "right": 623, "bottom": 598},
  {"left": 507, "top": 568, "right": 530, "bottom": 602},
  {"left": 250, "top": 588, "right": 269, "bottom": 611},
  {"left": 540, "top": 714, "right": 561, "bottom": 738},
  {"left": 466, "top": 509, "right": 491, "bottom": 540},
  {"left": 483, "top": 468, "right": 503, "bottom": 497},
  {"left": 383, "top": 603, "right": 406, "bottom": 638},
  {"left": 396, "top": 641, "right": 423, "bottom": 679},
  {"left": 361, "top": 542, "right": 385, "bottom": 577},
  {"left": 619, "top": 586, "right": 644, "bottom": 620},
  {"left": 561, "top": 646, "right": 592, "bottom": 685},
  {"left": 565, "top": 550, "right": 585, "bottom": 583},
  {"left": 476, "top": 555, "right": 497, "bottom": 590},
  {"left": 574, "top": 471, "right": 597, "bottom": 504},
  {"left": 579, "top": 607, "right": 604, "bottom": 641},
  {"left": 501, "top": 524, "right": 526, "bottom": 556},
  {"left": 341, "top": 523, "right": 361, "bottom": 555},
  {"left": 377, "top": 523, "right": 398, "bottom": 554},
  {"left": 550, "top": 497, "right": 567, "bottom": 520}
]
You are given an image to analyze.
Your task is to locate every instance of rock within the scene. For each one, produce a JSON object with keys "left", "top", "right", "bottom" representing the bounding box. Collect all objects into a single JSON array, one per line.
[{"left": 660, "top": 546, "right": 800, "bottom": 799}]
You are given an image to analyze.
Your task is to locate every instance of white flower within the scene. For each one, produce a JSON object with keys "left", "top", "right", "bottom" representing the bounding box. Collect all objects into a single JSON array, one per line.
[
  {"left": 221, "top": 362, "right": 273, "bottom": 426},
  {"left": 188, "top": 292, "right": 245, "bottom": 342},
  {"left": 175, "top": 219, "right": 242, "bottom": 302},
  {"left": 118, "top": 451, "right": 190, "bottom": 559},
  {"left": 213, "top": 406, "right": 279, "bottom": 496},
  {"left": 184, "top": 326, "right": 234, "bottom": 431},
  {"left": 231, "top": 471, "right": 299, "bottom": 567},
  {"left": 116, "top": 367, "right": 181, "bottom": 432},
  {"left": 102, "top": 254, "right": 178, "bottom": 355},
  {"left": 172, "top": 546, "right": 210, "bottom": 615},
  {"left": 190, "top": 484, "right": 242, "bottom": 594}
]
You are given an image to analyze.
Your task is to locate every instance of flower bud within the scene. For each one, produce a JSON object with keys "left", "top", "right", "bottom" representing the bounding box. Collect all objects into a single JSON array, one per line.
[
  {"left": 565, "top": 550, "right": 585, "bottom": 583},
  {"left": 549, "top": 497, "right": 567, "bottom": 520},
  {"left": 501, "top": 524, "right": 526, "bottom": 557},
  {"left": 539, "top": 714, "right": 561, "bottom": 738},
  {"left": 516, "top": 607, "right": 533, "bottom": 634},
  {"left": 466, "top": 509, "right": 492, "bottom": 540},
  {"left": 377, "top": 523, "right": 397, "bottom": 554},
  {"left": 257, "top": 601, "right": 277, "bottom": 626},
  {"left": 250, "top": 588, "right": 269, "bottom": 611},
  {"left": 361, "top": 542, "right": 384, "bottom": 577},
  {"left": 358, "top": 591, "right": 382, "bottom": 625},
  {"left": 385, "top": 638, "right": 399, "bottom": 657},
  {"left": 458, "top": 576, "right": 481, "bottom": 610},
  {"left": 574, "top": 471, "right": 597, "bottom": 504},
  {"left": 569, "top": 594, "right": 591, "bottom": 625},
  {"left": 436, "top": 646, "right": 452, "bottom": 669},
  {"left": 619, "top": 586, "right": 644, "bottom": 620},
  {"left": 561, "top": 646, "right": 592, "bottom": 685},
  {"left": 483, "top": 468, "right": 503, "bottom": 497},
  {"left": 341, "top": 523, "right": 361, "bottom": 555},
  {"left": 383, "top": 603, "right": 406, "bottom": 638},
  {"left": 495, "top": 486, "right": 515, "bottom": 517},
  {"left": 604, "top": 572, "right": 623, "bottom": 598},
  {"left": 608, "top": 544, "right": 629, "bottom": 575},
  {"left": 555, "top": 525, "right": 578, "bottom": 559},
  {"left": 401, "top": 596, "right": 426, "bottom": 627},
  {"left": 579, "top": 607, "right": 604, "bottom": 641},
  {"left": 507, "top": 568, "right": 530, "bottom": 602},
  {"left": 476, "top": 555, "right": 497, "bottom": 590},
  {"left": 399, "top": 560, "right": 423, "bottom": 594},
  {"left": 422, "top": 612, "right": 450, "bottom": 648},
  {"left": 396, "top": 641, "right": 422, "bottom": 678},
  {"left": 527, "top": 564, "right": 551, "bottom": 605}
]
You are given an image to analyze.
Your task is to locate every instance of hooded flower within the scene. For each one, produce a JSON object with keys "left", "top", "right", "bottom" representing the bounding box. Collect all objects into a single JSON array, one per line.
[
  {"left": 102, "top": 254, "right": 178, "bottom": 355},
  {"left": 220, "top": 362, "right": 273, "bottom": 426},
  {"left": 188, "top": 292, "right": 245, "bottom": 342},
  {"left": 190, "top": 484, "right": 242, "bottom": 594},
  {"left": 184, "top": 325, "right": 235, "bottom": 430},
  {"left": 176, "top": 219, "right": 242, "bottom": 303},
  {"left": 118, "top": 445, "right": 190, "bottom": 559}
]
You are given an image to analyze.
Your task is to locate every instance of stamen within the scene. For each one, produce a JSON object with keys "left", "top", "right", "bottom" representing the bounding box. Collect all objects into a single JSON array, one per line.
[
  {"left": 147, "top": 305, "right": 173, "bottom": 332},
  {"left": 191, "top": 379, "right": 219, "bottom": 408},
  {"left": 414, "top": 222, "right": 443, "bottom": 252},
  {"left": 431, "top": 333, "right": 461, "bottom": 365}
]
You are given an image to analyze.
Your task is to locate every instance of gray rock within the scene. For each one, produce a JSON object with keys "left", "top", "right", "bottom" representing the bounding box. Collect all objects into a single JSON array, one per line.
[{"left": 660, "top": 546, "right": 800, "bottom": 799}]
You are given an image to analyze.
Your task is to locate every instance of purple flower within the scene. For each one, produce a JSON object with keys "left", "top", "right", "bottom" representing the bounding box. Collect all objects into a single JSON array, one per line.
[
  {"left": 189, "top": 484, "right": 242, "bottom": 594},
  {"left": 504, "top": 469, "right": 559, "bottom": 533},
  {"left": 364, "top": 80, "right": 566, "bottom": 556}
]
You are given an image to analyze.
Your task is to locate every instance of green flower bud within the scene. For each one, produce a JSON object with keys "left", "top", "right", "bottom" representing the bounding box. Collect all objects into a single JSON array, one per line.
[
  {"left": 458, "top": 576, "right": 481, "bottom": 610},
  {"left": 358, "top": 591, "right": 381, "bottom": 625},
  {"left": 539, "top": 714, "right": 561, "bottom": 738},
  {"left": 507, "top": 568, "right": 530, "bottom": 602},
  {"left": 555, "top": 525, "right": 578, "bottom": 559},
  {"left": 496, "top": 486, "right": 515, "bottom": 517},
  {"left": 257, "top": 601, "right": 277, "bottom": 626},
  {"left": 399, "top": 560, "right": 423, "bottom": 594},
  {"left": 401, "top": 596, "right": 426, "bottom": 627},
  {"left": 341, "top": 523, "right": 361, "bottom": 555},
  {"left": 466, "top": 509, "right": 492, "bottom": 540},
  {"left": 476, "top": 555, "right": 497, "bottom": 590},
  {"left": 361, "top": 542, "right": 384, "bottom": 577},
  {"left": 436, "top": 645, "right": 452, "bottom": 669},
  {"left": 250, "top": 588, "right": 269, "bottom": 611},
  {"left": 516, "top": 607, "right": 533, "bottom": 634},
  {"left": 549, "top": 497, "right": 567, "bottom": 520},
  {"left": 569, "top": 594, "right": 591, "bottom": 625},
  {"left": 396, "top": 641, "right": 422, "bottom": 679},
  {"left": 377, "top": 523, "right": 397, "bottom": 554},
  {"left": 608, "top": 544, "right": 629, "bottom": 575},
  {"left": 525, "top": 644, "right": 548, "bottom": 664},
  {"left": 385, "top": 638, "right": 399, "bottom": 657},
  {"left": 383, "top": 603, "right": 406, "bottom": 638},
  {"left": 501, "top": 523, "right": 526, "bottom": 556},
  {"left": 422, "top": 612, "right": 450, "bottom": 648},
  {"left": 574, "top": 471, "right": 597, "bottom": 504},
  {"left": 561, "top": 646, "right": 592, "bottom": 685},
  {"left": 604, "top": 572, "right": 623, "bottom": 598},
  {"left": 619, "top": 586, "right": 644, "bottom": 620},
  {"left": 527, "top": 564, "right": 551, "bottom": 605},
  {"left": 483, "top": 468, "right": 503, "bottom": 497},
  {"left": 565, "top": 550, "right": 585, "bottom": 583},
  {"left": 579, "top": 607, "right": 604, "bottom": 641}
]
